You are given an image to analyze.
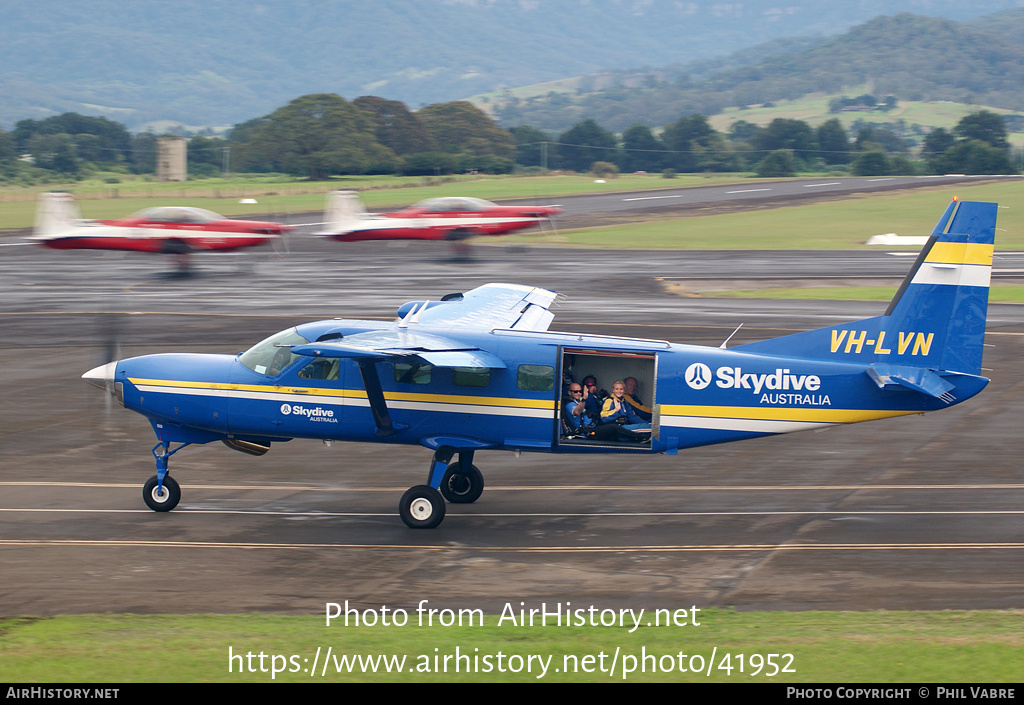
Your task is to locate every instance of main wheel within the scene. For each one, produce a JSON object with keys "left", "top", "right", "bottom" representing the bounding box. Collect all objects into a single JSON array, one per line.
[
  {"left": 161, "top": 238, "right": 191, "bottom": 255},
  {"left": 399, "top": 485, "right": 446, "bottom": 529},
  {"left": 439, "top": 464, "right": 484, "bottom": 504},
  {"left": 143, "top": 475, "right": 181, "bottom": 512}
]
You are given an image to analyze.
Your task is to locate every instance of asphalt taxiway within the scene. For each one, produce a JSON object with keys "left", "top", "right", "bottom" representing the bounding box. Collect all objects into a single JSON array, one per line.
[{"left": 1, "top": 233, "right": 1022, "bottom": 616}]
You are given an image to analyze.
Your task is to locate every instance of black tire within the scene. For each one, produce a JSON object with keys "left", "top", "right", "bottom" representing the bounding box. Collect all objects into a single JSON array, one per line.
[
  {"left": 439, "top": 464, "right": 484, "bottom": 504},
  {"left": 399, "top": 485, "right": 446, "bottom": 529},
  {"left": 143, "top": 475, "right": 180, "bottom": 512},
  {"left": 160, "top": 239, "right": 191, "bottom": 255}
]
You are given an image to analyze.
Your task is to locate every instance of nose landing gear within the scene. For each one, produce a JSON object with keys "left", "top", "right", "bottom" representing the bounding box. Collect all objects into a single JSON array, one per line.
[{"left": 142, "top": 441, "right": 190, "bottom": 512}]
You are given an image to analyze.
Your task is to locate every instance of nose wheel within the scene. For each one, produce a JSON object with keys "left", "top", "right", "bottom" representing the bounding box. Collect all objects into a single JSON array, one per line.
[
  {"left": 143, "top": 474, "right": 180, "bottom": 512},
  {"left": 399, "top": 486, "right": 446, "bottom": 529},
  {"left": 143, "top": 441, "right": 189, "bottom": 512}
]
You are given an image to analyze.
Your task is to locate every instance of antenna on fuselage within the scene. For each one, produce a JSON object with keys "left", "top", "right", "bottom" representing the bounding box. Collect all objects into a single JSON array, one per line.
[
  {"left": 398, "top": 300, "right": 429, "bottom": 328},
  {"left": 719, "top": 323, "right": 743, "bottom": 349}
]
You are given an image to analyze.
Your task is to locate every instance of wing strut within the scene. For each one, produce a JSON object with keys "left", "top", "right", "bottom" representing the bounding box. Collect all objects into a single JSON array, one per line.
[{"left": 356, "top": 361, "right": 408, "bottom": 437}]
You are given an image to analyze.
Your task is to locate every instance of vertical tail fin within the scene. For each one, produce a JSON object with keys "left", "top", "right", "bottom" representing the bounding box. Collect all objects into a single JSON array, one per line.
[
  {"left": 881, "top": 200, "right": 995, "bottom": 374},
  {"left": 323, "top": 190, "right": 367, "bottom": 235},
  {"left": 736, "top": 200, "right": 997, "bottom": 375},
  {"left": 34, "top": 191, "right": 82, "bottom": 238}
]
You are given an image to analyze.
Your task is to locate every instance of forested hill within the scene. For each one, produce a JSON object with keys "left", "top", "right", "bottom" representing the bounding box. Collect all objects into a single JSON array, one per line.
[
  {"left": 1, "top": 0, "right": 1021, "bottom": 130},
  {"left": 495, "top": 10, "right": 1024, "bottom": 133}
]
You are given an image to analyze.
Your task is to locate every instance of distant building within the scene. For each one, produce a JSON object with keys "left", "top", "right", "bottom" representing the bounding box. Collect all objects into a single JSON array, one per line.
[{"left": 156, "top": 137, "right": 187, "bottom": 181}]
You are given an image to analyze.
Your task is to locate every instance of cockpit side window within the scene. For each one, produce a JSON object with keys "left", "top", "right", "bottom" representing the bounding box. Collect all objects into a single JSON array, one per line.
[
  {"left": 298, "top": 357, "right": 340, "bottom": 381},
  {"left": 239, "top": 328, "right": 310, "bottom": 376}
]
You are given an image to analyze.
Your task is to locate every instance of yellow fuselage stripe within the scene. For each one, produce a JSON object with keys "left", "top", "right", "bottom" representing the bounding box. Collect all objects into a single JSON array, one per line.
[
  {"left": 128, "top": 377, "right": 555, "bottom": 410},
  {"left": 660, "top": 404, "right": 920, "bottom": 423}
]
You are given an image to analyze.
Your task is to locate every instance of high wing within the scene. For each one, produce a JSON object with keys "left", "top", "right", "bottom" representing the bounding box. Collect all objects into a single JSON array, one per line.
[
  {"left": 290, "top": 283, "right": 557, "bottom": 368},
  {"left": 291, "top": 329, "right": 507, "bottom": 368},
  {"left": 402, "top": 283, "right": 558, "bottom": 331}
]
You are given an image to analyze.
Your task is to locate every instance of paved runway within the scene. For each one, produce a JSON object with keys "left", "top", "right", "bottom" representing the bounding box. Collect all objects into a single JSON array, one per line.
[
  {"left": 1, "top": 230, "right": 1022, "bottom": 616},
  {"left": 503, "top": 174, "right": 1022, "bottom": 226}
]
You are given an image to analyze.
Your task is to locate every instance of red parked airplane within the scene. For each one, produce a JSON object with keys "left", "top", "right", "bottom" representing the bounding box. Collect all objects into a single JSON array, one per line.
[
  {"left": 31, "top": 192, "right": 290, "bottom": 255},
  {"left": 318, "top": 190, "right": 560, "bottom": 242}
]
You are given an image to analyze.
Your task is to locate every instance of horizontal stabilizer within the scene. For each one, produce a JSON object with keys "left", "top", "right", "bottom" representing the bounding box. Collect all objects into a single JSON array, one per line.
[{"left": 866, "top": 364, "right": 955, "bottom": 402}]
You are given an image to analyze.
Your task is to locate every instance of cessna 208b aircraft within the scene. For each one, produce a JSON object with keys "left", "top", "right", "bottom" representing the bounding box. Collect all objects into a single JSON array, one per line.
[{"left": 83, "top": 200, "right": 998, "bottom": 528}]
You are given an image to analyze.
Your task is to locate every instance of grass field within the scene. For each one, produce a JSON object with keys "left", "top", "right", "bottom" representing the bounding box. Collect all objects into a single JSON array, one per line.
[
  {"left": 704, "top": 285, "right": 1024, "bottom": 304},
  {"left": 0, "top": 172, "right": 746, "bottom": 230},
  {"left": 707, "top": 93, "right": 1024, "bottom": 149},
  {"left": 1, "top": 610, "right": 1021, "bottom": 682},
  {"left": 6, "top": 174, "right": 1020, "bottom": 252},
  {"left": 508, "top": 181, "right": 1024, "bottom": 249}
]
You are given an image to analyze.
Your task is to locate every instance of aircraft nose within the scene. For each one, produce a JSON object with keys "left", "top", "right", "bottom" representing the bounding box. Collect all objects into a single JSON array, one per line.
[{"left": 82, "top": 361, "right": 117, "bottom": 391}]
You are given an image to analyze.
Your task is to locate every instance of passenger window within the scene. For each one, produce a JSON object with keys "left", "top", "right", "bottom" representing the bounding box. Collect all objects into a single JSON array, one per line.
[
  {"left": 517, "top": 364, "right": 554, "bottom": 392},
  {"left": 453, "top": 367, "right": 490, "bottom": 387},
  {"left": 395, "top": 362, "right": 432, "bottom": 385}
]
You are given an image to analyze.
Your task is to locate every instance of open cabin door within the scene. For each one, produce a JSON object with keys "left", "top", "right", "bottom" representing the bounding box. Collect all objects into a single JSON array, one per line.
[{"left": 558, "top": 347, "right": 657, "bottom": 449}]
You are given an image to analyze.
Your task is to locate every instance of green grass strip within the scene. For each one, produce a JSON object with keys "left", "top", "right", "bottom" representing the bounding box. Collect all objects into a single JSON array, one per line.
[
  {"left": 705, "top": 285, "right": 1024, "bottom": 304},
  {"left": 529, "top": 181, "right": 1024, "bottom": 249},
  {"left": 0, "top": 172, "right": 745, "bottom": 230},
  {"left": 1, "top": 610, "right": 1021, "bottom": 682}
]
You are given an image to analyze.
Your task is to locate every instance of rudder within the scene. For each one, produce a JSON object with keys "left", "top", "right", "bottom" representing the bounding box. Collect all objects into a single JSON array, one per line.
[
  {"left": 323, "top": 190, "right": 367, "bottom": 235},
  {"left": 33, "top": 191, "right": 82, "bottom": 238}
]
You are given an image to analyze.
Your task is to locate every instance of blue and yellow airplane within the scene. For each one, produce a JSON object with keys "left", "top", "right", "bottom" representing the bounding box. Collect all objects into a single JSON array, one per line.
[{"left": 84, "top": 200, "right": 997, "bottom": 528}]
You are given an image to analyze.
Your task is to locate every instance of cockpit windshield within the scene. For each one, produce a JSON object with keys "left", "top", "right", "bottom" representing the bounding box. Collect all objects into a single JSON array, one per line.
[
  {"left": 133, "top": 207, "right": 222, "bottom": 224},
  {"left": 238, "top": 328, "right": 310, "bottom": 376},
  {"left": 411, "top": 197, "right": 494, "bottom": 213}
]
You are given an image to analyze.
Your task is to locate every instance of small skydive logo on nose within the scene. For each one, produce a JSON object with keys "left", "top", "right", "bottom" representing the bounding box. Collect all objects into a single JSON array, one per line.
[
  {"left": 280, "top": 403, "right": 292, "bottom": 415},
  {"left": 685, "top": 363, "right": 712, "bottom": 389}
]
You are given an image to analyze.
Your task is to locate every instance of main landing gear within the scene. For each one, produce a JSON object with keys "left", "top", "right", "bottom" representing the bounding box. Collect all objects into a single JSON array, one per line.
[
  {"left": 142, "top": 441, "right": 189, "bottom": 512},
  {"left": 399, "top": 447, "right": 485, "bottom": 529}
]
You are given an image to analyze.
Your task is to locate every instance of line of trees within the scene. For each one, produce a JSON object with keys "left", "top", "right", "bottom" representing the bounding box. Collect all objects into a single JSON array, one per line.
[
  {"left": 513, "top": 111, "right": 1017, "bottom": 177},
  {"left": 0, "top": 113, "right": 159, "bottom": 181},
  {"left": 0, "top": 97, "right": 1017, "bottom": 184}
]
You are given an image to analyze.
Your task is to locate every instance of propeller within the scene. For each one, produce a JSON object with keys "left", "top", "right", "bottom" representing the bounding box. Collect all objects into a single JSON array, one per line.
[
  {"left": 83, "top": 312, "right": 125, "bottom": 412},
  {"left": 541, "top": 208, "right": 560, "bottom": 238},
  {"left": 270, "top": 220, "right": 292, "bottom": 256}
]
